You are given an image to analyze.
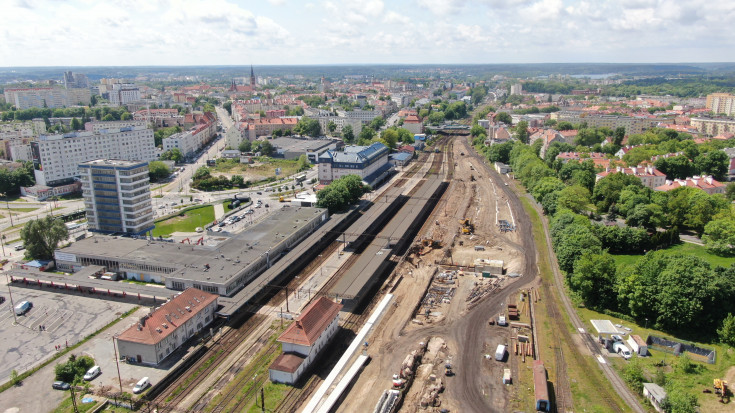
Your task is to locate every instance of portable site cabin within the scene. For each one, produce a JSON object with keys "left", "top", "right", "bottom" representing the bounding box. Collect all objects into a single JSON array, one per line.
[
  {"left": 626, "top": 335, "right": 648, "bottom": 356},
  {"left": 502, "top": 368, "right": 512, "bottom": 384},
  {"left": 495, "top": 344, "right": 506, "bottom": 361}
]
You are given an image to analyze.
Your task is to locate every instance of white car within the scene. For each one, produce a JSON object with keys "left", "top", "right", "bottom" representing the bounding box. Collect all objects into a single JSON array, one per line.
[{"left": 83, "top": 366, "right": 101, "bottom": 381}]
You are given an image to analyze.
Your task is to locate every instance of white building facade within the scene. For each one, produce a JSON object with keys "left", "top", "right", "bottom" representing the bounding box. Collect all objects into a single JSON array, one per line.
[
  {"left": 32, "top": 126, "right": 156, "bottom": 186},
  {"left": 318, "top": 143, "right": 390, "bottom": 184}
]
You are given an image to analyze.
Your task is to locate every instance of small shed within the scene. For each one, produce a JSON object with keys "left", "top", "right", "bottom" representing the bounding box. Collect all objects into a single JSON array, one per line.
[
  {"left": 502, "top": 368, "right": 512, "bottom": 384},
  {"left": 494, "top": 162, "right": 511, "bottom": 174},
  {"left": 475, "top": 258, "right": 503, "bottom": 276},
  {"left": 626, "top": 335, "right": 648, "bottom": 356},
  {"left": 222, "top": 150, "right": 241, "bottom": 159},
  {"left": 643, "top": 383, "right": 667, "bottom": 413}
]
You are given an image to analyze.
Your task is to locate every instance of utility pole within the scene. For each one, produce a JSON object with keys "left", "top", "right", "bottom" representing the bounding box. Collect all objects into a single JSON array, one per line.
[
  {"left": 7, "top": 199, "right": 14, "bottom": 227},
  {"left": 0, "top": 234, "right": 5, "bottom": 256},
  {"left": 6, "top": 273, "right": 17, "bottom": 324},
  {"left": 112, "top": 336, "right": 123, "bottom": 394}
]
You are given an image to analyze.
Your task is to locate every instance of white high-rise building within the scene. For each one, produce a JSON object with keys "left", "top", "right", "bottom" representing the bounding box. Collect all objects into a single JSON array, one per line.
[
  {"left": 510, "top": 83, "right": 523, "bottom": 95},
  {"left": 32, "top": 126, "right": 156, "bottom": 186},
  {"left": 79, "top": 159, "right": 154, "bottom": 234},
  {"left": 109, "top": 83, "right": 141, "bottom": 107}
]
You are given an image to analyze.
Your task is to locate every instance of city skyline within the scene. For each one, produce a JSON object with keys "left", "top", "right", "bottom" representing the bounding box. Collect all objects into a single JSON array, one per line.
[{"left": 2, "top": 0, "right": 734, "bottom": 67}]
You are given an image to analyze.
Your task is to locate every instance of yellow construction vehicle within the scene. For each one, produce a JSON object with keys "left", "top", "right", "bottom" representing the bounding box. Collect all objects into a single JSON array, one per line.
[
  {"left": 279, "top": 196, "right": 285, "bottom": 202},
  {"left": 459, "top": 219, "right": 474, "bottom": 234},
  {"left": 714, "top": 378, "right": 728, "bottom": 395}
]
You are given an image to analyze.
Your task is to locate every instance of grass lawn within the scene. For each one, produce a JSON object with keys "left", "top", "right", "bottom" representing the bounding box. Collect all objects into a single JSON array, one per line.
[
  {"left": 611, "top": 242, "right": 735, "bottom": 270},
  {"left": 211, "top": 157, "right": 305, "bottom": 178},
  {"left": 51, "top": 394, "right": 102, "bottom": 413},
  {"left": 576, "top": 307, "right": 735, "bottom": 413},
  {"left": 6, "top": 207, "right": 38, "bottom": 212},
  {"left": 151, "top": 205, "right": 214, "bottom": 237}
]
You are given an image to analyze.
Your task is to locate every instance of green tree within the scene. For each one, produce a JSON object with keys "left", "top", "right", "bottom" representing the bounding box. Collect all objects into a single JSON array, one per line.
[
  {"left": 358, "top": 126, "right": 377, "bottom": 143},
  {"left": 557, "top": 121, "right": 574, "bottom": 131},
  {"left": 514, "top": 121, "right": 529, "bottom": 144},
  {"left": 703, "top": 218, "right": 735, "bottom": 256},
  {"left": 148, "top": 161, "right": 171, "bottom": 182},
  {"left": 101, "top": 114, "right": 114, "bottom": 121},
  {"left": 427, "top": 111, "right": 445, "bottom": 125},
  {"left": 121, "top": 112, "right": 132, "bottom": 120},
  {"left": 160, "top": 148, "right": 183, "bottom": 163},
  {"left": 193, "top": 166, "right": 211, "bottom": 180},
  {"left": 10, "top": 369, "right": 20, "bottom": 386},
  {"left": 294, "top": 116, "right": 321, "bottom": 136},
  {"left": 327, "top": 121, "right": 337, "bottom": 134},
  {"left": 717, "top": 313, "right": 735, "bottom": 346},
  {"left": 654, "top": 155, "right": 694, "bottom": 180},
  {"left": 661, "top": 386, "right": 699, "bottom": 413},
  {"left": 70, "top": 117, "right": 82, "bottom": 130},
  {"left": 238, "top": 140, "right": 252, "bottom": 153},
  {"left": 297, "top": 154, "right": 310, "bottom": 171},
  {"left": 726, "top": 183, "right": 735, "bottom": 201},
  {"left": 626, "top": 203, "right": 665, "bottom": 230},
  {"left": 20, "top": 216, "right": 69, "bottom": 261},
  {"left": 494, "top": 112, "right": 512, "bottom": 125},
  {"left": 556, "top": 185, "right": 591, "bottom": 213},
  {"left": 570, "top": 252, "right": 617, "bottom": 309},
  {"left": 593, "top": 172, "right": 643, "bottom": 212},
  {"left": 342, "top": 125, "right": 355, "bottom": 143},
  {"left": 621, "top": 358, "right": 645, "bottom": 394},
  {"left": 380, "top": 129, "right": 399, "bottom": 149},
  {"left": 230, "top": 175, "right": 244, "bottom": 188},
  {"left": 254, "top": 140, "right": 274, "bottom": 156},
  {"left": 223, "top": 101, "right": 232, "bottom": 115},
  {"left": 694, "top": 150, "right": 728, "bottom": 181}
]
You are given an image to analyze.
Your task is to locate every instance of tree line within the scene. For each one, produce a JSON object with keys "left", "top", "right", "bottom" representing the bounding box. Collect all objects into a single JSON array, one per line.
[{"left": 474, "top": 132, "right": 735, "bottom": 340}]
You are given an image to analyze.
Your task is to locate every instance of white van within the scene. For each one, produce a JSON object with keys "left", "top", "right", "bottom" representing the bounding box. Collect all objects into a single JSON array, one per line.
[
  {"left": 133, "top": 377, "right": 150, "bottom": 394},
  {"left": 14, "top": 301, "right": 31, "bottom": 315},
  {"left": 495, "top": 344, "right": 507, "bottom": 361},
  {"left": 613, "top": 342, "right": 632, "bottom": 360}
]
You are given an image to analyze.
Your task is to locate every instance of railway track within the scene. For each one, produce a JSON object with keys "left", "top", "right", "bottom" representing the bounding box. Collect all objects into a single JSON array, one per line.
[{"left": 146, "top": 143, "right": 450, "bottom": 413}]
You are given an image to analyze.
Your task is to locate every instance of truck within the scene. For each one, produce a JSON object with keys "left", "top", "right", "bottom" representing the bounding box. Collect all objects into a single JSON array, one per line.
[{"left": 497, "top": 315, "right": 507, "bottom": 326}]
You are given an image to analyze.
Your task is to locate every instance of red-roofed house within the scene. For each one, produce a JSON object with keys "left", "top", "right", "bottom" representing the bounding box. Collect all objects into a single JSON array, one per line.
[
  {"left": 559, "top": 129, "right": 578, "bottom": 143},
  {"left": 654, "top": 175, "right": 725, "bottom": 195},
  {"left": 269, "top": 297, "right": 342, "bottom": 384},
  {"left": 596, "top": 165, "right": 667, "bottom": 189},
  {"left": 116, "top": 288, "right": 218, "bottom": 365},
  {"left": 529, "top": 129, "right": 564, "bottom": 158}
]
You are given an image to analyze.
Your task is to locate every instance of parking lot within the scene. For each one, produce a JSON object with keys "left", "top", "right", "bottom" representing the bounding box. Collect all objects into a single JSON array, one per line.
[{"left": 0, "top": 281, "right": 137, "bottom": 382}]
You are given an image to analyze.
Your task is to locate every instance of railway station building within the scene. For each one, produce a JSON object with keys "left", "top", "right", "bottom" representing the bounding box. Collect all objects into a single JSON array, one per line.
[
  {"left": 317, "top": 142, "right": 392, "bottom": 186},
  {"left": 269, "top": 297, "right": 342, "bottom": 384},
  {"left": 116, "top": 288, "right": 218, "bottom": 365},
  {"left": 54, "top": 207, "right": 328, "bottom": 296}
]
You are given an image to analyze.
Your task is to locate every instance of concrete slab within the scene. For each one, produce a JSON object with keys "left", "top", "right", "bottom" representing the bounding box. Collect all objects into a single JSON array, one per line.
[{"left": 214, "top": 203, "right": 225, "bottom": 220}]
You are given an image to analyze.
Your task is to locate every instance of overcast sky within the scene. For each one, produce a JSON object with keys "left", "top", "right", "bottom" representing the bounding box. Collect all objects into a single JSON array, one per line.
[{"left": 1, "top": 0, "right": 733, "bottom": 67}]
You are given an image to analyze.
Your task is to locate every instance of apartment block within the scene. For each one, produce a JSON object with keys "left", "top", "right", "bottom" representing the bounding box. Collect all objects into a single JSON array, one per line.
[
  {"left": 79, "top": 159, "right": 153, "bottom": 234},
  {"left": 109, "top": 84, "right": 141, "bottom": 107},
  {"left": 32, "top": 126, "right": 156, "bottom": 186},
  {"left": 552, "top": 111, "right": 658, "bottom": 135},
  {"left": 706, "top": 93, "right": 735, "bottom": 116},
  {"left": 690, "top": 117, "right": 735, "bottom": 136}
]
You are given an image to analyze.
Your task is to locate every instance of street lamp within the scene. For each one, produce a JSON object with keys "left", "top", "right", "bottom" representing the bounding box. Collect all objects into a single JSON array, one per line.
[
  {"left": 6, "top": 273, "right": 17, "bottom": 325},
  {"left": 0, "top": 234, "right": 5, "bottom": 256}
]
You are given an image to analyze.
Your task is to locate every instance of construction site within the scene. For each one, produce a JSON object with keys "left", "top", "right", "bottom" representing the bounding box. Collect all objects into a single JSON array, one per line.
[{"left": 72, "top": 134, "right": 592, "bottom": 413}]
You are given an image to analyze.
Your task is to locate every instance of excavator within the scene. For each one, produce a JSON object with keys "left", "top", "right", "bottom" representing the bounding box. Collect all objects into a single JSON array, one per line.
[
  {"left": 714, "top": 378, "right": 729, "bottom": 402},
  {"left": 459, "top": 219, "right": 474, "bottom": 234},
  {"left": 419, "top": 238, "right": 442, "bottom": 255}
]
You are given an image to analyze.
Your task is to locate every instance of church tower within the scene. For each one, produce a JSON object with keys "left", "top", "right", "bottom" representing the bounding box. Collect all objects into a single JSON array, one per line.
[{"left": 250, "top": 65, "right": 256, "bottom": 90}]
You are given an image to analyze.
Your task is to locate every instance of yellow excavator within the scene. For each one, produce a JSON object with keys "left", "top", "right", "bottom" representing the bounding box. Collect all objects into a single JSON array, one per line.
[{"left": 459, "top": 218, "right": 474, "bottom": 234}]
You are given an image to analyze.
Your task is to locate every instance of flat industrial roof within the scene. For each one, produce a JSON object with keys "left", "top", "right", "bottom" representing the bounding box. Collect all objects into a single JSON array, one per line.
[
  {"left": 57, "top": 206, "right": 326, "bottom": 284},
  {"left": 590, "top": 319, "right": 622, "bottom": 335},
  {"left": 271, "top": 137, "right": 337, "bottom": 152}
]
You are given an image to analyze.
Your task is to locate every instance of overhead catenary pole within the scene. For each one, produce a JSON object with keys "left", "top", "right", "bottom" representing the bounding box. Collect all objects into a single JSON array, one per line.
[{"left": 112, "top": 336, "right": 123, "bottom": 394}]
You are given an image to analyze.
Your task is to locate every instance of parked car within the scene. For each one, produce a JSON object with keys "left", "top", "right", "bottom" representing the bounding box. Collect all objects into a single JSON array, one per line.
[
  {"left": 133, "top": 377, "right": 150, "bottom": 394},
  {"left": 83, "top": 365, "right": 101, "bottom": 381},
  {"left": 256, "top": 191, "right": 262, "bottom": 195},
  {"left": 52, "top": 381, "right": 71, "bottom": 390},
  {"left": 14, "top": 244, "right": 24, "bottom": 251}
]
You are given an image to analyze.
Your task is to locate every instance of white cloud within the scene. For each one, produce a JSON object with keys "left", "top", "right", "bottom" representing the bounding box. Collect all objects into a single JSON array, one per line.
[{"left": 0, "top": 0, "right": 733, "bottom": 65}]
